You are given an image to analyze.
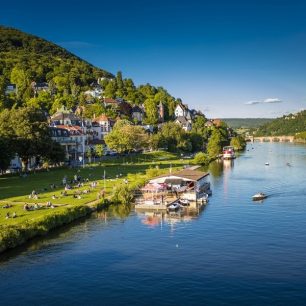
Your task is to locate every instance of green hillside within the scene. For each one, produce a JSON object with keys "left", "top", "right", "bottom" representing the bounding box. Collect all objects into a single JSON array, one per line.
[
  {"left": 0, "top": 26, "right": 113, "bottom": 103},
  {"left": 222, "top": 118, "right": 273, "bottom": 129},
  {"left": 255, "top": 110, "right": 306, "bottom": 136},
  {"left": 0, "top": 26, "right": 180, "bottom": 119}
]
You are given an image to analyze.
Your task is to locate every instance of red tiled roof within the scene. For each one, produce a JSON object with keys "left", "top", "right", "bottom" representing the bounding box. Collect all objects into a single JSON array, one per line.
[
  {"left": 93, "top": 114, "right": 109, "bottom": 122},
  {"left": 56, "top": 125, "right": 83, "bottom": 135}
]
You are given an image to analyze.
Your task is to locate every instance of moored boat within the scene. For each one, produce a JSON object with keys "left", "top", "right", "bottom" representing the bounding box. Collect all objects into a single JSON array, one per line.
[
  {"left": 167, "top": 202, "right": 181, "bottom": 211},
  {"left": 178, "top": 199, "right": 190, "bottom": 206},
  {"left": 223, "top": 146, "right": 236, "bottom": 160}
]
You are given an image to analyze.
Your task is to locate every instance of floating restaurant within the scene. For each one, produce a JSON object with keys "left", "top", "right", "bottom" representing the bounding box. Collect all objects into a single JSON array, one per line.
[{"left": 135, "top": 168, "right": 211, "bottom": 210}]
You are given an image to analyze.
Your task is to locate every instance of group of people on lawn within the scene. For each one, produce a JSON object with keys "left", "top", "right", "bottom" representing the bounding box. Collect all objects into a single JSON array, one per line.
[{"left": 3, "top": 172, "right": 108, "bottom": 220}]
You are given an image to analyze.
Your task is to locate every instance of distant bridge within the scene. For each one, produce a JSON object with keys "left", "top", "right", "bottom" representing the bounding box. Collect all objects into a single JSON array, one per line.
[{"left": 246, "top": 135, "right": 295, "bottom": 143}]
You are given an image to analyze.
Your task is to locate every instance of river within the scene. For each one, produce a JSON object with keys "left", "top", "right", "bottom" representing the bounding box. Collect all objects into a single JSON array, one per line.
[{"left": 1, "top": 142, "right": 306, "bottom": 306}]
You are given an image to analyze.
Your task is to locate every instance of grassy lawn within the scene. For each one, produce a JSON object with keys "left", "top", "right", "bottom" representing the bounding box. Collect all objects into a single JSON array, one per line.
[{"left": 0, "top": 151, "right": 188, "bottom": 226}]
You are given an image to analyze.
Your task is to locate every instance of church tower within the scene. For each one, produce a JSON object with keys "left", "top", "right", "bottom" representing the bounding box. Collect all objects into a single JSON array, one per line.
[{"left": 158, "top": 101, "right": 164, "bottom": 122}]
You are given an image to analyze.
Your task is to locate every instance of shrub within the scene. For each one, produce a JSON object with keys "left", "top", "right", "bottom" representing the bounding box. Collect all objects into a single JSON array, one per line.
[{"left": 193, "top": 152, "right": 210, "bottom": 166}]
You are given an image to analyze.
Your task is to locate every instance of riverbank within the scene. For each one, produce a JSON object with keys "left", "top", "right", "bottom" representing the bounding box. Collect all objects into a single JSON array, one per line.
[{"left": 0, "top": 151, "right": 187, "bottom": 253}]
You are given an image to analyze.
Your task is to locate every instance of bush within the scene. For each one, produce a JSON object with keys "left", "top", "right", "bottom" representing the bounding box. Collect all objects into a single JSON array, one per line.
[
  {"left": 193, "top": 152, "right": 210, "bottom": 166},
  {"left": 0, "top": 205, "right": 91, "bottom": 253},
  {"left": 110, "top": 183, "right": 134, "bottom": 205}
]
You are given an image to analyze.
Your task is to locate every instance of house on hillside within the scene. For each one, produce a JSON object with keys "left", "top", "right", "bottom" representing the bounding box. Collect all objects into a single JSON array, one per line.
[
  {"left": 103, "top": 97, "right": 120, "bottom": 108},
  {"left": 204, "top": 120, "right": 214, "bottom": 128},
  {"left": 131, "top": 105, "right": 144, "bottom": 123},
  {"left": 91, "top": 114, "right": 114, "bottom": 139},
  {"left": 50, "top": 106, "right": 82, "bottom": 126},
  {"left": 212, "top": 119, "right": 222, "bottom": 127},
  {"left": 5, "top": 84, "right": 17, "bottom": 95},
  {"left": 175, "top": 116, "right": 192, "bottom": 131},
  {"left": 84, "top": 84, "right": 103, "bottom": 99},
  {"left": 174, "top": 103, "right": 190, "bottom": 118},
  {"left": 31, "top": 81, "right": 49, "bottom": 95},
  {"left": 118, "top": 101, "right": 132, "bottom": 117},
  {"left": 50, "top": 126, "right": 86, "bottom": 164}
]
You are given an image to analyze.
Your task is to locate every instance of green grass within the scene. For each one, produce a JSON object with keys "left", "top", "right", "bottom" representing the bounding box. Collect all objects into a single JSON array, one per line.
[{"left": 0, "top": 151, "right": 187, "bottom": 227}]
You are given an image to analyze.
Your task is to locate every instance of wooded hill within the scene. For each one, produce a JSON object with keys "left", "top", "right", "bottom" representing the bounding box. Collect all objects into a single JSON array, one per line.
[
  {"left": 0, "top": 26, "right": 180, "bottom": 120},
  {"left": 222, "top": 118, "right": 273, "bottom": 129},
  {"left": 255, "top": 110, "right": 306, "bottom": 136}
]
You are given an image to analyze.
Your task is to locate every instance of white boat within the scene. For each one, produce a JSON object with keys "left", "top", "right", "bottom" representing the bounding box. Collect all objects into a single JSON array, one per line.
[
  {"left": 223, "top": 146, "right": 236, "bottom": 160},
  {"left": 167, "top": 202, "right": 181, "bottom": 211},
  {"left": 252, "top": 193, "right": 268, "bottom": 201},
  {"left": 265, "top": 162, "right": 269, "bottom": 166},
  {"left": 178, "top": 199, "right": 190, "bottom": 206}
]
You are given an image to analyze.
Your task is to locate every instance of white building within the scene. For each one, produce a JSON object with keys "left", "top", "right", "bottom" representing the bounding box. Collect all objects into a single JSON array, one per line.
[
  {"left": 91, "top": 114, "right": 114, "bottom": 139},
  {"left": 84, "top": 85, "right": 103, "bottom": 99},
  {"left": 174, "top": 103, "right": 190, "bottom": 118},
  {"left": 175, "top": 116, "right": 192, "bottom": 131},
  {"left": 50, "top": 126, "right": 87, "bottom": 164}
]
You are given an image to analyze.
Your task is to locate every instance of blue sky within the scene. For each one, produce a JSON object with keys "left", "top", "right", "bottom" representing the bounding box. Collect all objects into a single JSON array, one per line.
[{"left": 1, "top": 0, "right": 306, "bottom": 118}]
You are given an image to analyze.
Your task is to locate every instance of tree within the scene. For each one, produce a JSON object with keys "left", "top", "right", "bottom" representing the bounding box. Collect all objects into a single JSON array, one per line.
[
  {"left": 0, "top": 137, "right": 13, "bottom": 173},
  {"left": 104, "top": 80, "right": 117, "bottom": 98},
  {"left": 144, "top": 98, "right": 158, "bottom": 125},
  {"left": 0, "top": 107, "right": 64, "bottom": 170},
  {"left": 105, "top": 120, "right": 149, "bottom": 153},
  {"left": 155, "top": 122, "right": 192, "bottom": 152},
  {"left": 193, "top": 152, "right": 210, "bottom": 166},
  {"left": 26, "top": 91, "right": 53, "bottom": 112},
  {"left": 86, "top": 146, "right": 93, "bottom": 163},
  {"left": 207, "top": 128, "right": 222, "bottom": 158},
  {"left": 44, "top": 141, "right": 66, "bottom": 164},
  {"left": 230, "top": 136, "right": 246, "bottom": 151},
  {"left": 95, "top": 144, "right": 104, "bottom": 161}
]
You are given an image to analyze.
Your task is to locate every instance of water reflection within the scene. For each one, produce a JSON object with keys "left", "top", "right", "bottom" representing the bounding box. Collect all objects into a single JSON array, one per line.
[
  {"left": 96, "top": 203, "right": 132, "bottom": 221},
  {"left": 208, "top": 160, "right": 224, "bottom": 177},
  {"left": 137, "top": 204, "right": 207, "bottom": 230}
]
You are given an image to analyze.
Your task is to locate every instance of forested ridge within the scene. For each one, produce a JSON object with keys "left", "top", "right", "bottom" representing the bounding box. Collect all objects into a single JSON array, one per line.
[
  {"left": 0, "top": 26, "right": 180, "bottom": 119},
  {"left": 222, "top": 118, "right": 273, "bottom": 129},
  {"left": 255, "top": 110, "right": 306, "bottom": 136}
]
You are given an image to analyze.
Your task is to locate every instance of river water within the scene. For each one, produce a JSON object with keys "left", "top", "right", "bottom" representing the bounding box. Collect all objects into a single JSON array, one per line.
[{"left": 1, "top": 142, "right": 306, "bottom": 306}]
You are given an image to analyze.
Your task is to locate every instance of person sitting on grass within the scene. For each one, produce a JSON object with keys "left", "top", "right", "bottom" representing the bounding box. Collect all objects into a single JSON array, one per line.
[
  {"left": 6, "top": 212, "right": 10, "bottom": 219},
  {"left": 52, "top": 194, "right": 58, "bottom": 200},
  {"left": 24, "top": 203, "right": 30, "bottom": 211},
  {"left": 46, "top": 201, "right": 55, "bottom": 208},
  {"left": 12, "top": 212, "right": 17, "bottom": 218}
]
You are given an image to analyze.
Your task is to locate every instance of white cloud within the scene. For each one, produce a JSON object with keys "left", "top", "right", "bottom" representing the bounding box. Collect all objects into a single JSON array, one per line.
[
  {"left": 263, "top": 98, "right": 282, "bottom": 103},
  {"left": 245, "top": 98, "right": 283, "bottom": 105},
  {"left": 245, "top": 101, "right": 261, "bottom": 105}
]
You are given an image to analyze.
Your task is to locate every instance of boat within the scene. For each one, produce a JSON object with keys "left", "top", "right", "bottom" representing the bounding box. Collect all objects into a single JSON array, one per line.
[
  {"left": 167, "top": 202, "right": 181, "bottom": 211},
  {"left": 223, "top": 146, "right": 236, "bottom": 160},
  {"left": 252, "top": 192, "right": 268, "bottom": 201},
  {"left": 265, "top": 162, "right": 269, "bottom": 166},
  {"left": 198, "top": 193, "right": 209, "bottom": 203},
  {"left": 178, "top": 199, "right": 190, "bottom": 206}
]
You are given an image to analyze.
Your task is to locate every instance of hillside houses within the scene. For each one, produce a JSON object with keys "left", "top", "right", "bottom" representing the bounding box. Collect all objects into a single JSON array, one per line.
[
  {"left": 31, "top": 81, "right": 49, "bottom": 95},
  {"left": 175, "top": 116, "right": 192, "bottom": 131},
  {"left": 131, "top": 105, "right": 144, "bottom": 123},
  {"left": 5, "top": 84, "right": 17, "bottom": 95},
  {"left": 92, "top": 114, "right": 114, "bottom": 139},
  {"left": 84, "top": 83, "right": 103, "bottom": 99}
]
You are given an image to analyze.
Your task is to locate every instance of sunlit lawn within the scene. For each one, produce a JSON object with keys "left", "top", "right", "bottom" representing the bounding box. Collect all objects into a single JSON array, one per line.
[{"left": 0, "top": 151, "right": 188, "bottom": 226}]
